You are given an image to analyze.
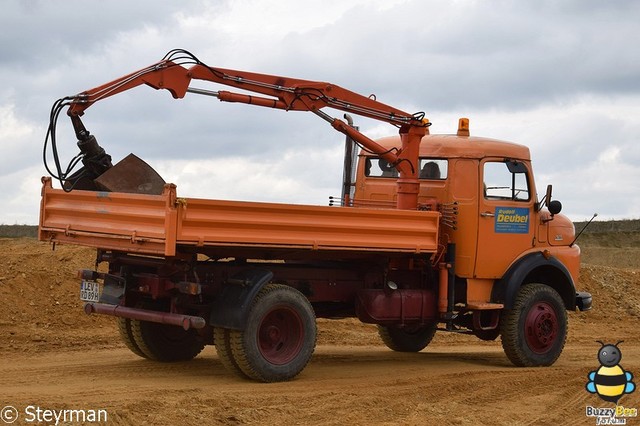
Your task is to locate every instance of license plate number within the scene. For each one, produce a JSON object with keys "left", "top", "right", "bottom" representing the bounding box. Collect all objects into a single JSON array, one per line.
[{"left": 80, "top": 280, "right": 100, "bottom": 302}]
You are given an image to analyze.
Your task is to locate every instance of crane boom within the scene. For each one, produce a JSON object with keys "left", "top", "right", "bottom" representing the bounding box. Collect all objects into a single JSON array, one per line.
[{"left": 57, "top": 49, "right": 430, "bottom": 209}]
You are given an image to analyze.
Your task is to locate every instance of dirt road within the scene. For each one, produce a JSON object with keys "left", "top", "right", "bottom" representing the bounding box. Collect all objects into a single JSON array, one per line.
[
  {"left": 2, "top": 335, "right": 639, "bottom": 425},
  {"left": 1, "top": 239, "right": 639, "bottom": 425}
]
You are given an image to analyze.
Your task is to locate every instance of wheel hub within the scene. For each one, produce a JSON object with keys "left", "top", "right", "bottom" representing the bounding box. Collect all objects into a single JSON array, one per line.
[
  {"left": 266, "top": 325, "right": 281, "bottom": 342},
  {"left": 524, "top": 302, "right": 558, "bottom": 354},
  {"left": 258, "top": 307, "right": 304, "bottom": 365}
]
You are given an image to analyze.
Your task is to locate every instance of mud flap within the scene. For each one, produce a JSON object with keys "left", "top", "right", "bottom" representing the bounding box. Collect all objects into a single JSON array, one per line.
[
  {"left": 98, "top": 274, "right": 126, "bottom": 305},
  {"left": 209, "top": 268, "right": 274, "bottom": 330}
]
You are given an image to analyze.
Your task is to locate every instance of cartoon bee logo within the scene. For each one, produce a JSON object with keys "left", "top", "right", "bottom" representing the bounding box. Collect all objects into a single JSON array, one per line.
[{"left": 586, "top": 341, "right": 636, "bottom": 403}]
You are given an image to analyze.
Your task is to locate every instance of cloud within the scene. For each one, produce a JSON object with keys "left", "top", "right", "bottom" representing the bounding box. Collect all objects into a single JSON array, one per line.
[
  {"left": 1, "top": 0, "right": 640, "bottom": 224},
  {"left": 0, "top": 0, "right": 185, "bottom": 67},
  {"left": 267, "top": 0, "right": 640, "bottom": 111},
  {"left": 152, "top": 143, "right": 344, "bottom": 206},
  {"left": 0, "top": 164, "right": 43, "bottom": 224},
  {"left": 0, "top": 104, "right": 40, "bottom": 176}
]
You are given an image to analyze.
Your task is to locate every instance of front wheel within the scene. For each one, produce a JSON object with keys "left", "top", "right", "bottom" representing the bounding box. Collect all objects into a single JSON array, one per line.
[
  {"left": 500, "top": 283, "right": 567, "bottom": 367},
  {"left": 229, "top": 284, "right": 317, "bottom": 382}
]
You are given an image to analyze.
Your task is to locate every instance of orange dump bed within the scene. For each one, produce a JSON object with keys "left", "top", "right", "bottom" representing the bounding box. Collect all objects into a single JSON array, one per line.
[{"left": 39, "top": 178, "right": 440, "bottom": 257}]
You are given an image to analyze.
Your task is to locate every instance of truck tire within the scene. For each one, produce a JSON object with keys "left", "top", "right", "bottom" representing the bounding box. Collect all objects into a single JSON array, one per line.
[
  {"left": 117, "top": 317, "right": 148, "bottom": 359},
  {"left": 474, "top": 327, "right": 500, "bottom": 341},
  {"left": 229, "top": 284, "right": 317, "bottom": 382},
  {"left": 130, "top": 302, "right": 205, "bottom": 362},
  {"left": 214, "top": 327, "right": 247, "bottom": 378},
  {"left": 377, "top": 323, "right": 437, "bottom": 352},
  {"left": 500, "top": 283, "right": 567, "bottom": 367}
]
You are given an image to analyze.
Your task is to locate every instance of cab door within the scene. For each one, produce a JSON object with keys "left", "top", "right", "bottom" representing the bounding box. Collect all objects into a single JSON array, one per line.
[{"left": 474, "top": 159, "right": 534, "bottom": 278}]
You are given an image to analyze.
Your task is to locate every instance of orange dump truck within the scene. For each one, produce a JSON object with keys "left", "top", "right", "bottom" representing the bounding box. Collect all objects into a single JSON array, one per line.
[{"left": 39, "top": 49, "right": 591, "bottom": 382}]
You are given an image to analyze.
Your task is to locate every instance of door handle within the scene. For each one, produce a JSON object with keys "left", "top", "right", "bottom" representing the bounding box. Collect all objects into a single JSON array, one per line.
[{"left": 480, "top": 211, "right": 495, "bottom": 217}]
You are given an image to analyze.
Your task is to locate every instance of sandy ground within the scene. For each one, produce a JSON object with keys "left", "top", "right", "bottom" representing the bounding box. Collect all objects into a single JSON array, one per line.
[{"left": 1, "top": 238, "right": 639, "bottom": 425}]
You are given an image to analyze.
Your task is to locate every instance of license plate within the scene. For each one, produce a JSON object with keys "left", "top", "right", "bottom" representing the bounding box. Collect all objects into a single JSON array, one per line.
[{"left": 80, "top": 280, "right": 100, "bottom": 302}]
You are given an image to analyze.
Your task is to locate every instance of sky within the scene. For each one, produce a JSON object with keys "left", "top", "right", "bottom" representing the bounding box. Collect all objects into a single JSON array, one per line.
[{"left": 1, "top": 0, "right": 639, "bottom": 224}]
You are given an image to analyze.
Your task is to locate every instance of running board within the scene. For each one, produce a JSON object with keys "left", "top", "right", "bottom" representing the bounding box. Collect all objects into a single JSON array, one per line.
[{"left": 466, "top": 302, "right": 504, "bottom": 310}]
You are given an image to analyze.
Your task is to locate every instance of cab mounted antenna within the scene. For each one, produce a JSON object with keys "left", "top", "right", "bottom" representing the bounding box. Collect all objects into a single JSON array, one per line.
[{"left": 570, "top": 213, "right": 598, "bottom": 247}]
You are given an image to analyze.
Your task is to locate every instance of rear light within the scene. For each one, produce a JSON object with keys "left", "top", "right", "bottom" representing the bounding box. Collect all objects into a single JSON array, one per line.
[{"left": 78, "top": 269, "right": 101, "bottom": 281}]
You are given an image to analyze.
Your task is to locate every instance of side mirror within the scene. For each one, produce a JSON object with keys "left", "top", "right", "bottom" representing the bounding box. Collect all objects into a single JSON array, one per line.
[
  {"left": 544, "top": 184, "right": 553, "bottom": 208},
  {"left": 540, "top": 184, "right": 562, "bottom": 221},
  {"left": 549, "top": 200, "right": 562, "bottom": 215},
  {"left": 536, "top": 184, "right": 553, "bottom": 212}
]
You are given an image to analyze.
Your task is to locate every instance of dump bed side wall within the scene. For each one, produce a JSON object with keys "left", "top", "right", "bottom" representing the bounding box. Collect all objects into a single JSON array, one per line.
[
  {"left": 39, "top": 178, "right": 440, "bottom": 257},
  {"left": 177, "top": 196, "right": 439, "bottom": 253}
]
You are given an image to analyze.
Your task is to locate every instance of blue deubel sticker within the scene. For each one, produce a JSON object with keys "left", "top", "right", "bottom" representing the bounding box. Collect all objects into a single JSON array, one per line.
[{"left": 495, "top": 207, "right": 530, "bottom": 234}]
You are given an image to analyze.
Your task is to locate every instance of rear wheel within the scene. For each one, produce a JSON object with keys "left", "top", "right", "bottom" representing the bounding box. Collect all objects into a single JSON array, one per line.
[
  {"left": 229, "top": 284, "right": 317, "bottom": 382},
  {"left": 117, "top": 317, "right": 148, "bottom": 359},
  {"left": 500, "top": 283, "right": 567, "bottom": 366},
  {"left": 378, "top": 323, "right": 437, "bottom": 352},
  {"left": 130, "top": 301, "right": 205, "bottom": 362},
  {"left": 214, "top": 327, "right": 247, "bottom": 378}
]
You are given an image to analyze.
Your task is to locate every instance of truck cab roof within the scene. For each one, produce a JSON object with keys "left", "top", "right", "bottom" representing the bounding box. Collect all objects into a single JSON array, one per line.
[{"left": 370, "top": 134, "right": 531, "bottom": 161}]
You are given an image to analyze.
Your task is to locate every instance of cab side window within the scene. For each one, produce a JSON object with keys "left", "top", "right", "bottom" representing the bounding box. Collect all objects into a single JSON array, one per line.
[
  {"left": 364, "top": 158, "right": 398, "bottom": 178},
  {"left": 364, "top": 157, "right": 448, "bottom": 180},
  {"left": 419, "top": 158, "right": 448, "bottom": 180},
  {"left": 483, "top": 161, "right": 530, "bottom": 201}
]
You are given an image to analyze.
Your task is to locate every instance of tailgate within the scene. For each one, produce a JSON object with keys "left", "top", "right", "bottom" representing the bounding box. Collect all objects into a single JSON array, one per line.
[{"left": 39, "top": 177, "right": 178, "bottom": 256}]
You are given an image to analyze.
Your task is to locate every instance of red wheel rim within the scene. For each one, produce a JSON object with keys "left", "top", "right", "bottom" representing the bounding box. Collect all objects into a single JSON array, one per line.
[
  {"left": 257, "top": 305, "right": 304, "bottom": 365},
  {"left": 524, "top": 301, "right": 558, "bottom": 354}
]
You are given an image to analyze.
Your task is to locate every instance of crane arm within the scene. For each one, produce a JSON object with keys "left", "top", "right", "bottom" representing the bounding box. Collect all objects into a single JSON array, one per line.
[
  {"left": 60, "top": 49, "right": 429, "bottom": 209},
  {"left": 66, "top": 60, "right": 193, "bottom": 115},
  {"left": 67, "top": 53, "right": 421, "bottom": 125}
]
